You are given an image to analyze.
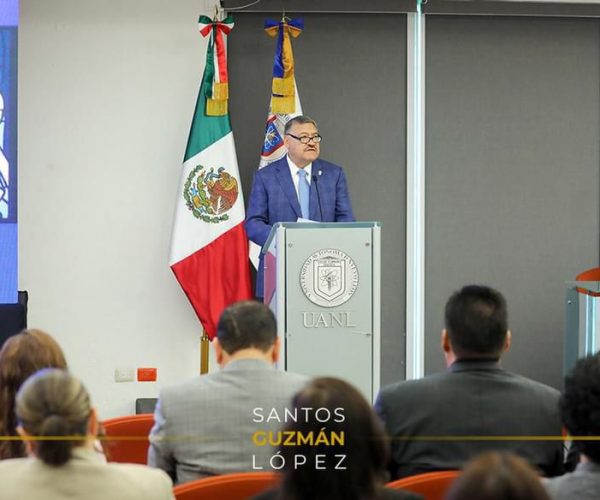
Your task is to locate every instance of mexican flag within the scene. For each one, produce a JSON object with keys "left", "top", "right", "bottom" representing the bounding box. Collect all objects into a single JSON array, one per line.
[{"left": 169, "top": 15, "right": 251, "bottom": 339}]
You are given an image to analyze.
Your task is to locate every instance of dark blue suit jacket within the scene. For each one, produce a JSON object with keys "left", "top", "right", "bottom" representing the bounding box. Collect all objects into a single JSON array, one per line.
[{"left": 245, "top": 157, "right": 355, "bottom": 297}]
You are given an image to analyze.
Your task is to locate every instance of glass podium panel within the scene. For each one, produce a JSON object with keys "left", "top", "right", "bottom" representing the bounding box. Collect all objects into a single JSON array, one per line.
[{"left": 564, "top": 281, "right": 600, "bottom": 376}]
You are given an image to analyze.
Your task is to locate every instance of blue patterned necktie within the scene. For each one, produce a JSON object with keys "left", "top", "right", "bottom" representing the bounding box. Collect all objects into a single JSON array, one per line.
[{"left": 297, "top": 169, "right": 310, "bottom": 219}]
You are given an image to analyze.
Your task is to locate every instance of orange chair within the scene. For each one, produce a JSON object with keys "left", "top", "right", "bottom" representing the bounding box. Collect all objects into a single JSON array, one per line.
[
  {"left": 100, "top": 413, "right": 154, "bottom": 464},
  {"left": 173, "top": 472, "right": 280, "bottom": 500},
  {"left": 576, "top": 267, "right": 600, "bottom": 297},
  {"left": 387, "top": 470, "right": 460, "bottom": 500}
]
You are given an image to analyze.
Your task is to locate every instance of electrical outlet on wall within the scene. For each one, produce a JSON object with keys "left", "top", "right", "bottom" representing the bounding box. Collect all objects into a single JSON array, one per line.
[{"left": 114, "top": 368, "right": 135, "bottom": 382}]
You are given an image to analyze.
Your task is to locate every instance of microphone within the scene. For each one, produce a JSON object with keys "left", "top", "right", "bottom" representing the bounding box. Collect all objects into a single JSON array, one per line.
[{"left": 312, "top": 170, "right": 323, "bottom": 221}]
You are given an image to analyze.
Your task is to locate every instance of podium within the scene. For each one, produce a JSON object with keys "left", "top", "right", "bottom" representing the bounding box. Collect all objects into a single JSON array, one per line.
[{"left": 263, "top": 222, "right": 381, "bottom": 401}]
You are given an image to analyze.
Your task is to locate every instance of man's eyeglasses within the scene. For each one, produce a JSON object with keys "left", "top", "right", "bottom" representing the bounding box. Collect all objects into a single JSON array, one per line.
[{"left": 286, "top": 133, "right": 322, "bottom": 144}]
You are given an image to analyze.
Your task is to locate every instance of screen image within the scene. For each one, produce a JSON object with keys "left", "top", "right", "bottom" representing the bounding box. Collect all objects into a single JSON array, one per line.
[
  {"left": 0, "top": 23, "right": 17, "bottom": 222},
  {"left": 0, "top": 0, "right": 18, "bottom": 304}
]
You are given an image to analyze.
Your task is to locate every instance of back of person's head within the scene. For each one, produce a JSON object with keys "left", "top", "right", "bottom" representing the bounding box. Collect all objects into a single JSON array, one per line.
[
  {"left": 16, "top": 368, "right": 90, "bottom": 466},
  {"left": 446, "top": 452, "right": 549, "bottom": 500},
  {"left": 444, "top": 285, "right": 508, "bottom": 359},
  {"left": 216, "top": 300, "right": 277, "bottom": 354},
  {"left": 0, "top": 329, "right": 68, "bottom": 459},
  {"left": 278, "top": 377, "right": 389, "bottom": 500},
  {"left": 560, "top": 352, "right": 600, "bottom": 463}
]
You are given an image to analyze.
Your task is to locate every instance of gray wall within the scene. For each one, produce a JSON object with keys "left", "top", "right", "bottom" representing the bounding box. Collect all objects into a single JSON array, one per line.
[
  {"left": 425, "top": 16, "right": 600, "bottom": 388},
  {"left": 228, "top": 13, "right": 408, "bottom": 385},
  {"left": 18, "top": 0, "right": 600, "bottom": 413},
  {"left": 20, "top": 0, "right": 217, "bottom": 418},
  {"left": 231, "top": 13, "right": 600, "bottom": 390}
]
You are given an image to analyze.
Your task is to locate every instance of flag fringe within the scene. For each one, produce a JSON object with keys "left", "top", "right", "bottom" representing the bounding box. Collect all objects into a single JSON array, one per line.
[
  {"left": 206, "top": 98, "right": 228, "bottom": 116},
  {"left": 212, "top": 82, "right": 229, "bottom": 100},
  {"left": 271, "top": 96, "right": 295, "bottom": 114},
  {"left": 272, "top": 76, "right": 295, "bottom": 96}
]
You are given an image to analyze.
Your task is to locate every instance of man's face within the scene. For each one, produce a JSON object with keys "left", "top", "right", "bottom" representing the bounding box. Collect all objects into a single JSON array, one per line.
[{"left": 284, "top": 121, "right": 320, "bottom": 168}]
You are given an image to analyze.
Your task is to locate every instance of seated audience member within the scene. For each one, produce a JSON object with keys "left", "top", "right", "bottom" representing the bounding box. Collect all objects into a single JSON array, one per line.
[
  {"left": 375, "top": 285, "right": 564, "bottom": 479},
  {"left": 148, "top": 300, "right": 308, "bottom": 484},
  {"left": 0, "top": 369, "right": 173, "bottom": 500},
  {"left": 253, "top": 377, "right": 422, "bottom": 500},
  {"left": 543, "top": 353, "right": 600, "bottom": 499},
  {"left": 446, "top": 452, "right": 550, "bottom": 500},
  {"left": 0, "top": 329, "right": 67, "bottom": 460}
]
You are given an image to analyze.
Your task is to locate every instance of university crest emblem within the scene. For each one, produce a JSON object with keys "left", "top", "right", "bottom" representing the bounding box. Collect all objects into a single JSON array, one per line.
[
  {"left": 300, "top": 249, "right": 359, "bottom": 308},
  {"left": 183, "top": 165, "right": 239, "bottom": 223},
  {"left": 261, "top": 117, "right": 284, "bottom": 157}
]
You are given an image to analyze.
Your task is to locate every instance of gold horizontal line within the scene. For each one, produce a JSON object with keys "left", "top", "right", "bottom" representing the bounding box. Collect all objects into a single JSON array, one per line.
[
  {"left": 0, "top": 436, "right": 87, "bottom": 441},
  {"left": 0, "top": 436, "right": 266, "bottom": 442},
  {"left": 2, "top": 435, "right": 596, "bottom": 442},
  {"left": 392, "top": 436, "right": 572, "bottom": 442}
]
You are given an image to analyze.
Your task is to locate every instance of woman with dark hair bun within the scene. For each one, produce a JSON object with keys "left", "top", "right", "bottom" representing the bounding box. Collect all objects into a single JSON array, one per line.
[
  {"left": 0, "top": 369, "right": 174, "bottom": 500},
  {"left": 253, "top": 377, "right": 422, "bottom": 500},
  {"left": 0, "top": 329, "right": 68, "bottom": 460}
]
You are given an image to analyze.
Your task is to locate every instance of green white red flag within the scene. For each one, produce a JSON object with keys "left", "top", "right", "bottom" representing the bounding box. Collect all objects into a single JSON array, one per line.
[{"left": 170, "top": 15, "right": 251, "bottom": 338}]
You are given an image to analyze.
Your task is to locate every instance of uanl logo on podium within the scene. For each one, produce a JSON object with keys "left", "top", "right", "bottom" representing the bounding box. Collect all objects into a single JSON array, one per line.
[{"left": 300, "top": 249, "right": 359, "bottom": 308}]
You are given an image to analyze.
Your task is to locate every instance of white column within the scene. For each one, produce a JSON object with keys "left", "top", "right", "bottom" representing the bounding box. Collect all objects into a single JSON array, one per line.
[{"left": 405, "top": 7, "right": 425, "bottom": 380}]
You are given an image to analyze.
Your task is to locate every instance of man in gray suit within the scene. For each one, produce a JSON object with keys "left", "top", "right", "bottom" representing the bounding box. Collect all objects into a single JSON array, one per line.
[
  {"left": 148, "top": 301, "right": 308, "bottom": 484},
  {"left": 375, "top": 285, "right": 564, "bottom": 479}
]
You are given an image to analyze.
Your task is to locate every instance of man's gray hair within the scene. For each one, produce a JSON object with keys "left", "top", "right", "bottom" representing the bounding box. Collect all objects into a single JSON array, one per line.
[{"left": 284, "top": 115, "right": 318, "bottom": 135}]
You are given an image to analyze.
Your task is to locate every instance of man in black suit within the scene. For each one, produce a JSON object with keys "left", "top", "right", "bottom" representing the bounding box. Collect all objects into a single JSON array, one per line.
[{"left": 375, "top": 285, "right": 564, "bottom": 479}]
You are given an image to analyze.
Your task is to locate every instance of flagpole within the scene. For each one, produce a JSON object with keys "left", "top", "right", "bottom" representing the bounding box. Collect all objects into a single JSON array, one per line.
[{"left": 200, "top": 330, "right": 210, "bottom": 374}]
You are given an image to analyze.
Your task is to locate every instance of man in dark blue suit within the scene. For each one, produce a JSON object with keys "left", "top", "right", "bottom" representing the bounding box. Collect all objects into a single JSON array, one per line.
[{"left": 245, "top": 115, "right": 355, "bottom": 298}]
